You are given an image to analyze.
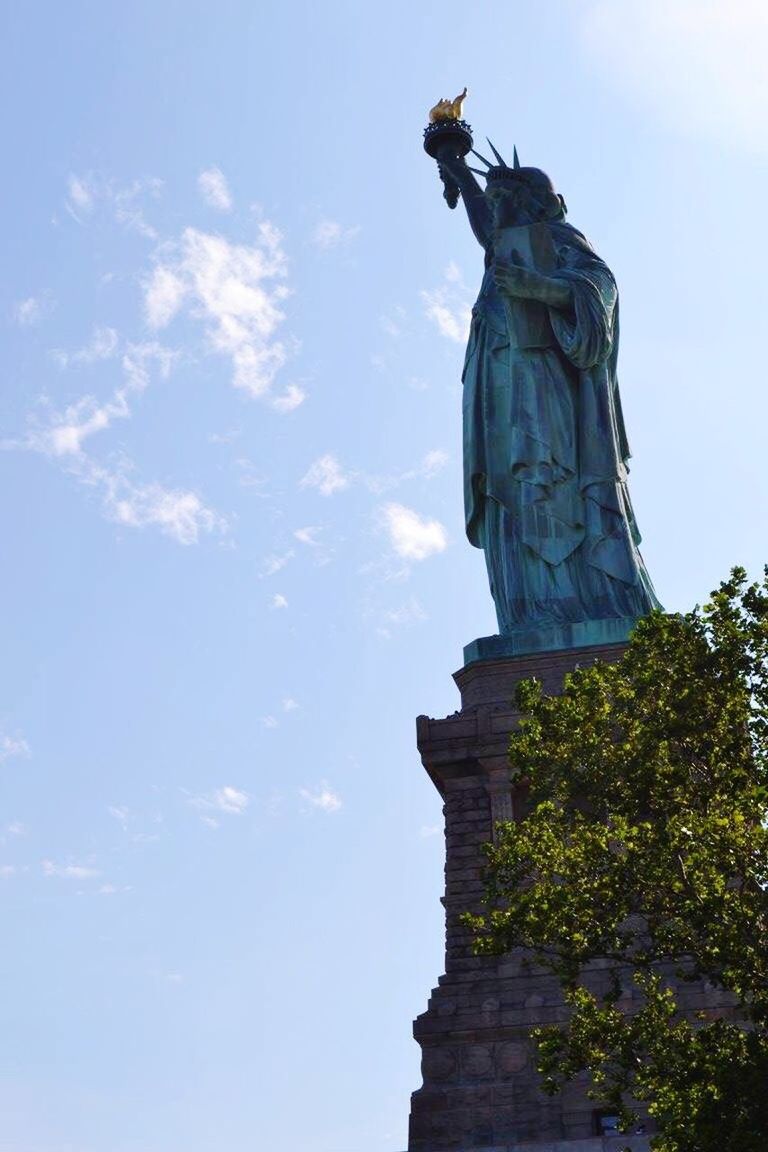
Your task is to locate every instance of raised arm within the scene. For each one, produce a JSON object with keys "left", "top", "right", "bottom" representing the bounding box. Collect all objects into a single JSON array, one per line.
[{"left": 437, "top": 153, "right": 493, "bottom": 249}]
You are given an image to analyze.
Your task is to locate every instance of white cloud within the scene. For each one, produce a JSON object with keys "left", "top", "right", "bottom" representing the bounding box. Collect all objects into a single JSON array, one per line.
[
  {"left": 384, "top": 598, "right": 428, "bottom": 626},
  {"left": 422, "top": 286, "right": 471, "bottom": 344},
  {"left": 582, "top": 1, "right": 768, "bottom": 153},
  {"left": 112, "top": 178, "right": 163, "bottom": 238},
  {"left": 32, "top": 453, "right": 226, "bottom": 545},
  {"left": 209, "top": 429, "right": 241, "bottom": 445},
  {"left": 282, "top": 697, "right": 298, "bottom": 712},
  {"left": 380, "top": 503, "right": 448, "bottom": 561},
  {"left": 66, "top": 174, "right": 162, "bottom": 236},
  {"left": 198, "top": 167, "right": 233, "bottom": 212},
  {"left": 211, "top": 786, "right": 249, "bottom": 814},
  {"left": 311, "top": 219, "right": 361, "bottom": 249},
  {"left": 260, "top": 550, "right": 293, "bottom": 577},
  {"left": 144, "top": 223, "right": 289, "bottom": 400},
  {"left": 422, "top": 262, "right": 472, "bottom": 344},
  {"left": 13, "top": 297, "right": 43, "bottom": 327},
  {"left": 300, "top": 453, "right": 349, "bottom": 497},
  {"left": 271, "top": 593, "right": 288, "bottom": 609},
  {"left": 188, "top": 785, "right": 250, "bottom": 824},
  {"left": 299, "top": 783, "right": 342, "bottom": 813},
  {"left": 21, "top": 342, "right": 175, "bottom": 458},
  {"left": 8, "top": 340, "right": 224, "bottom": 544},
  {"left": 294, "top": 525, "right": 321, "bottom": 546},
  {"left": 107, "top": 805, "right": 131, "bottom": 828},
  {"left": 66, "top": 174, "right": 96, "bottom": 219},
  {"left": 4, "top": 822, "right": 26, "bottom": 837},
  {"left": 420, "top": 823, "right": 442, "bottom": 838},
  {"left": 271, "top": 383, "right": 306, "bottom": 413},
  {"left": 0, "top": 734, "right": 30, "bottom": 764},
  {"left": 421, "top": 449, "right": 449, "bottom": 478},
  {"left": 42, "top": 860, "right": 100, "bottom": 880},
  {"left": 52, "top": 325, "right": 119, "bottom": 370},
  {"left": 364, "top": 449, "right": 451, "bottom": 494},
  {"left": 261, "top": 715, "right": 279, "bottom": 729},
  {"left": 143, "top": 266, "right": 185, "bottom": 328},
  {"left": 92, "top": 464, "right": 226, "bottom": 545},
  {"left": 0, "top": 865, "right": 16, "bottom": 879}
]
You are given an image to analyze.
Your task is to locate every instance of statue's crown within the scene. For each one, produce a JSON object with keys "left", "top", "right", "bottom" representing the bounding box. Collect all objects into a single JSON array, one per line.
[{"left": 468, "top": 141, "right": 557, "bottom": 199}]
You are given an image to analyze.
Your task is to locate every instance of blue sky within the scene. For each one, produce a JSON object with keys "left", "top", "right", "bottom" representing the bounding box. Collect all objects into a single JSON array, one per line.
[{"left": 1, "top": 2, "right": 767, "bottom": 1149}]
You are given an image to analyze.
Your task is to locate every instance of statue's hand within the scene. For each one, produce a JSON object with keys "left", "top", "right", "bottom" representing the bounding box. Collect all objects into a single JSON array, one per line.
[
  {"left": 494, "top": 256, "right": 572, "bottom": 309},
  {"left": 436, "top": 149, "right": 465, "bottom": 176}
]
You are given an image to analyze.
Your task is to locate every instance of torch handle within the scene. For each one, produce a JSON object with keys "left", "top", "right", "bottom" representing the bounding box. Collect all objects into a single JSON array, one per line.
[{"left": 438, "top": 163, "right": 460, "bottom": 210}]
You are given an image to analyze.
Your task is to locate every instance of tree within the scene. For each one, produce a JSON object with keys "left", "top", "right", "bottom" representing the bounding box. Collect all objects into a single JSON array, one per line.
[{"left": 465, "top": 569, "right": 768, "bottom": 1152}]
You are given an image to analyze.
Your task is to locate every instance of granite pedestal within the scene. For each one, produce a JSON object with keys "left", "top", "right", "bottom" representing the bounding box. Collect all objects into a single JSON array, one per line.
[{"left": 409, "top": 642, "right": 651, "bottom": 1152}]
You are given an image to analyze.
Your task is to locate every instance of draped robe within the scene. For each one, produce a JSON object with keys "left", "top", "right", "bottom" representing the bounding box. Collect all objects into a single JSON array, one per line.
[{"left": 462, "top": 221, "right": 661, "bottom": 634}]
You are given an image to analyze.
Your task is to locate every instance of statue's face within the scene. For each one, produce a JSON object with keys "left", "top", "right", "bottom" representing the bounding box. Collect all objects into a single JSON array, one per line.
[{"left": 486, "top": 182, "right": 540, "bottom": 228}]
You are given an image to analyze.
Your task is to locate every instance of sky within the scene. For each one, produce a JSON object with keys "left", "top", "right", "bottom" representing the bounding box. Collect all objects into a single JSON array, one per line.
[{"left": 1, "top": 2, "right": 768, "bottom": 1150}]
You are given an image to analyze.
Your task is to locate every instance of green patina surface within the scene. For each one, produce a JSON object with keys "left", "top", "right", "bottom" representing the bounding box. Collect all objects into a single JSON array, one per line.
[{"left": 427, "top": 123, "right": 661, "bottom": 662}]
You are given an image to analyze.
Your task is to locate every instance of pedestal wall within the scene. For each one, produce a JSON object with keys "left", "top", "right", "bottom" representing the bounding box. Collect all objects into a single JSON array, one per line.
[{"left": 409, "top": 643, "right": 679, "bottom": 1152}]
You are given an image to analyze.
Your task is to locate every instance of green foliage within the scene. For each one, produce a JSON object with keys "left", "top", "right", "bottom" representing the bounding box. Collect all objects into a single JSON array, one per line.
[{"left": 465, "top": 569, "right": 768, "bottom": 1152}]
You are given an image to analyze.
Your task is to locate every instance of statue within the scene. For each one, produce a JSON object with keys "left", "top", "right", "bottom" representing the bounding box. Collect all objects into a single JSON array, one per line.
[{"left": 423, "top": 96, "right": 661, "bottom": 658}]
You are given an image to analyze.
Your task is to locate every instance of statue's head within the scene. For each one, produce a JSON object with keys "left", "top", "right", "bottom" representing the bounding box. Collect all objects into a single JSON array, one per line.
[
  {"left": 468, "top": 142, "right": 567, "bottom": 227},
  {"left": 485, "top": 166, "right": 567, "bottom": 228}
]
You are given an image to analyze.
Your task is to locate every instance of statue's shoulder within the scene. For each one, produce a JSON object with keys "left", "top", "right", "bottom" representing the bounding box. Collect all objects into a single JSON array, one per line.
[
  {"left": 550, "top": 221, "right": 614, "bottom": 281},
  {"left": 550, "top": 221, "right": 594, "bottom": 254}
]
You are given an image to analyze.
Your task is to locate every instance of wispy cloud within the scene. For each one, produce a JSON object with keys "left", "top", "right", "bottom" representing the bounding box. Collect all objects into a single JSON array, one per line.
[
  {"left": 66, "top": 173, "right": 162, "bottom": 237},
  {"left": 271, "top": 593, "right": 288, "bottom": 609},
  {"left": 198, "top": 166, "right": 233, "bottom": 212},
  {"left": 66, "top": 174, "right": 97, "bottom": 220},
  {"left": 144, "top": 223, "right": 290, "bottom": 401},
  {"left": 12, "top": 296, "right": 45, "bottom": 327},
  {"left": 380, "top": 503, "right": 448, "bottom": 561},
  {"left": 86, "top": 462, "right": 226, "bottom": 545},
  {"left": 271, "top": 383, "right": 306, "bottom": 413},
  {"left": 282, "top": 697, "right": 298, "bottom": 712},
  {"left": 260, "top": 550, "right": 293, "bottom": 577},
  {"left": 311, "top": 219, "right": 361, "bottom": 250},
  {"left": 42, "top": 859, "right": 100, "bottom": 880},
  {"left": 18, "top": 342, "right": 175, "bottom": 457},
  {"left": 384, "top": 598, "right": 427, "bottom": 626},
  {"left": 300, "top": 453, "right": 349, "bottom": 496},
  {"left": 294, "top": 525, "right": 321, "bottom": 546},
  {"left": 8, "top": 339, "right": 225, "bottom": 543},
  {"left": 0, "top": 733, "right": 30, "bottom": 764},
  {"left": 299, "top": 783, "right": 342, "bottom": 813},
  {"left": 422, "top": 263, "right": 472, "bottom": 344},
  {"left": 364, "top": 449, "right": 449, "bottom": 494},
  {"left": 187, "top": 785, "right": 250, "bottom": 828},
  {"left": 107, "top": 805, "right": 131, "bottom": 829},
  {"left": 582, "top": 0, "right": 768, "bottom": 153},
  {"left": 376, "top": 596, "right": 428, "bottom": 640},
  {"left": 52, "top": 326, "right": 119, "bottom": 369}
]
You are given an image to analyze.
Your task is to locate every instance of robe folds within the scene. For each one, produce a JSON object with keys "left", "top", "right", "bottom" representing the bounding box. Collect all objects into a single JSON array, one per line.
[{"left": 462, "top": 221, "right": 661, "bottom": 634}]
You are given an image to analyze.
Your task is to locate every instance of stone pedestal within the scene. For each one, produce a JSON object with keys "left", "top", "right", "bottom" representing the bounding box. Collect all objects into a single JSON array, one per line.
[{"left": 409, "top": 642, "right": 651, "bottom": 1152}]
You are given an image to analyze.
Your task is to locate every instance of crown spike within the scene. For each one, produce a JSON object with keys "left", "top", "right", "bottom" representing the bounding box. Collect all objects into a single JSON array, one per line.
[
  {"left": 470, "top": 148, "right": 493, "bottom": 168},
  {"left": 513, "top": 146, "right": 521, "bottom": 170},
  {"left": 467, "top": 166, "right": 489, "bottom": 177},
  {"left": 486, "top": 138, "right": 508, "bottom": 167}
]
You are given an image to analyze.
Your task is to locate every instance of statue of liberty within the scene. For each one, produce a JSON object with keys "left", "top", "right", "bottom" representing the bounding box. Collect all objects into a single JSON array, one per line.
[{"left": 425, "top": 96, "right": 661, "bottom": 656}]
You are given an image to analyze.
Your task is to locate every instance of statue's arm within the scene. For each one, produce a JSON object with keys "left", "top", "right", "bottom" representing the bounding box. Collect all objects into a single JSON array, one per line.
[
  {"left": 439, "top": 155, "right": 492, "bottom": 247},
  {"left": 494, "top": 258, "right": 574, "bottom": 309}
]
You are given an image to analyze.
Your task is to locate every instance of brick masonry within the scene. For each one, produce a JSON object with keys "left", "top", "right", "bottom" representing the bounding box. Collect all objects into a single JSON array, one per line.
[{"left": 408, "top": 641, "right": 731, "bottom": 1152}]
